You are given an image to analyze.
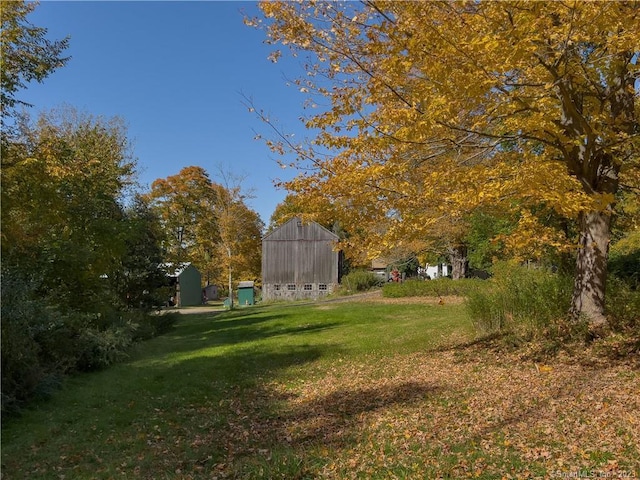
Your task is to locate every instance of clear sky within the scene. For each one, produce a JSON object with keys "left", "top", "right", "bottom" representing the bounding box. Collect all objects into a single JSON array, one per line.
[{"left": 19, "top": 0, "right": 310, "bottom": 225}]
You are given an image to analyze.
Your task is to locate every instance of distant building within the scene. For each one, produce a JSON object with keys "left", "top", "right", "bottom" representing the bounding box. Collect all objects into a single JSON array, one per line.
[
  {"left": 238, "top": 281, "right": 255, "bottom": 306},
  {"left": 203, "top": 284, "right": 218, "bottom": 301},
  {"left": 262, "top": 217, "right": 341, "bottom": 301},
  {"left": 164, "top": 263, "right": 202, "bottom": 307},
  {"left": 422, "top": 263, "right": 450, "bottom": 279},
  {"left": 371, "top": 257, "right": 391, "bottom": 282}
]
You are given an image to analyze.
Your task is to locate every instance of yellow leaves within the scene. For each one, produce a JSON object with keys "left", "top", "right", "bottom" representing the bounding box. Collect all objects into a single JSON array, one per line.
[
  {"left": 500, "top": 210, "right": 573, "bottom": 261},
  {"left": 267, "top": 49, "right": 281, "bottom": 63},
  {"left": 593, "top": 193, "right": 616, "bottom": 211},
  {"left": 534, "top": 363, "right": 554, "bottom": 374},
  {"left": 254, "top": 0, "right": 639, "bottom": 264}
]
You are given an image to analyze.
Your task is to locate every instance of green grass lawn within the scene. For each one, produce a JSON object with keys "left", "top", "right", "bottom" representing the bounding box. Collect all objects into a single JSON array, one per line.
[{"left": 2, "top": 299, "right": 638, "bottom": 479}]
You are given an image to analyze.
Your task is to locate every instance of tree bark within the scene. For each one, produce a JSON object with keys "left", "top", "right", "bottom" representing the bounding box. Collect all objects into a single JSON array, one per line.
[
  {"left": 448, "top": 244, "right": 468, "bottom": 280},
  {"left": 570, "top": 210, "right": 611, "bottom": 328},
  {"left": 227, "top": 246, "right": 233, "bottom": 309}
]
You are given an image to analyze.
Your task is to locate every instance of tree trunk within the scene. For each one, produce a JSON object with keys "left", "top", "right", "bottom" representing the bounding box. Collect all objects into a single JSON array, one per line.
[
  {"left": 570, "top": 210, "right": 611, "bottom": 328},
  {"left": 448, "top": 244, "right": 468, "bottom": 280},
  {"left": 227, "top": 247, "right": 233, "bottom": 309}
]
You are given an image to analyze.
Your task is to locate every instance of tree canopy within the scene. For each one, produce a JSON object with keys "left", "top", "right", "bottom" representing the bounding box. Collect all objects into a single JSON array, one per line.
[
  {"left": 145, "top": 166, "right": 263, "bottom": 295},
  {"left": 253, "top": 1, "right": 640, "bottom": 326},
  {"left": 1, "top": 107, "right": 136, "bottom": 311},
  {"left": 1, "top": 0, "right": 69, "bottom": 127}
]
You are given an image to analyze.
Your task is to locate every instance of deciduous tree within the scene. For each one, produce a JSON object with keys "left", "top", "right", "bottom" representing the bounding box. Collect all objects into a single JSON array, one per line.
[
  {"left": 146, "top": 166, "right": 220, "bottom": 276},
  {"left": 1, "top": 107, "right": 135, "bottom": 311},
  {"left": 210, "top": 168, "right": 263, "bottom": 307},
  {"left": 253, "top": 1, "right": 639, "bottom": 327},
  {"left": 1, "top": 0, "right": 69, "bottom": 129},
  {"left": 146, "top": 166, "right": 263, "bottom": 305}
]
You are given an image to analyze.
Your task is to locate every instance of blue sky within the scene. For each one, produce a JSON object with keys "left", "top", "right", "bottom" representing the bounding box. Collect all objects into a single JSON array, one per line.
[{"left": 20, "top": 1, "right": 311, "bottom": 225}]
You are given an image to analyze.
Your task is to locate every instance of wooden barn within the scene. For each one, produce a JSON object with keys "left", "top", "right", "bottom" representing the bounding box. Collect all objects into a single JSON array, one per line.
[{"left": 262, "top": 217, "right": 341, "bottom": 301}]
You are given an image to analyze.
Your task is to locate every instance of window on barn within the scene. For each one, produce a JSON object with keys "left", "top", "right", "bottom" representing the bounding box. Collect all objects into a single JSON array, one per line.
[
  {"left": 304, "top": 284, "right": 312, "bottom": 291},
  {"left": 274, "top": 284, "right": 281, "bottom": 291},
  {"left": 287, "top": 284, "right": 296, "bottom": 291},
  {"left": 319, "top": 284, "right": 327, "bottom": 291}
]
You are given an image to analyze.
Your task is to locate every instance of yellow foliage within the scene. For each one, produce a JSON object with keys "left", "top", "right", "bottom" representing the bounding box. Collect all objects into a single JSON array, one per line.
[{"left": 254, "top": 1, "right": 639, "bottom": 262}]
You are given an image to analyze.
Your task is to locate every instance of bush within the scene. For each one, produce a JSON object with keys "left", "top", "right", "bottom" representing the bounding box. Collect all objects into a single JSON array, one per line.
[
  {"left": 1, "top": 269, "right": 179, "bottom": 417},
  {"left": 606, "top": 276, "right": 640, "bottom": 332},
  {"left": 465, "top": 261, "right": 572, "bottom": 337},
  {"left": 1, "top": 274, "right": 55, "bottom": 415},
  {"left": 76, "top": 325, "right": 134, "bottom": 371},
  {"left": 339, "top": 270, "right": 383, "bottom": 293},
  {"left": 383, "top": 277, "right": 485, "bottom": 298},
  {"left": 608, "top": 230, "right": 640, "bottom": 290}
]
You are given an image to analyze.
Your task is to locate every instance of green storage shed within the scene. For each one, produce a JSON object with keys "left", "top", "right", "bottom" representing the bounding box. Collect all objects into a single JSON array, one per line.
[
  {"left": 168, "top": 263, "right": 202, "bottom": 307},
  {"left": 238, "top": 281, "right": 255, "bottom": 306}
]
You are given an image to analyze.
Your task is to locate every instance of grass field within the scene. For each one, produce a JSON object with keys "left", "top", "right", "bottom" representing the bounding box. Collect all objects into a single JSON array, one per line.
[{"left": 2, "top": 297, "right": 639, "bottom": 479}]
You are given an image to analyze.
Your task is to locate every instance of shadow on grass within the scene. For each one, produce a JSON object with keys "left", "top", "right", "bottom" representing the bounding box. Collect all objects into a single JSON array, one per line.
[
  {"left": 0, "top": 313, "right": 340, "bottom": 479},
  {"left": 153, "top": 309, "right": 341, "bottom": 358},
  {"left": 272, "top": 380, "right": 441, "bottom": 446},
  {"left": 0, "top": 303, "right": 464, "bottom": 479},
  {"left": 176, "top": 378, "right": 444, "bottom": 478}
]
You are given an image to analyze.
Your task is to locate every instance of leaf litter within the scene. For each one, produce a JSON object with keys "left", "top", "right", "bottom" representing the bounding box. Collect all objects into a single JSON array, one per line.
[{"left": 201, "top": 347, "right": 639, "bottom": 479}]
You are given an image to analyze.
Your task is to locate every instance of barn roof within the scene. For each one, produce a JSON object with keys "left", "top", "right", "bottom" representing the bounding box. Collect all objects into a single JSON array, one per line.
[{"left": 263, "top": 216, "right": 339, "bottom": 242}]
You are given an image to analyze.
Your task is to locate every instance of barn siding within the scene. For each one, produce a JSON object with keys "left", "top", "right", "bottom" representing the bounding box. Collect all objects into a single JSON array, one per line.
[{"left": 262, "top": 218, "right": 340, "bottom": 301}]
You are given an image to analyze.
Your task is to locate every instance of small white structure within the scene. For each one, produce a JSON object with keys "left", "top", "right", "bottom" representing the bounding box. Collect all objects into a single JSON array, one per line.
[{"left": 421, "top": 263, "right": 450, "bottom": 279}]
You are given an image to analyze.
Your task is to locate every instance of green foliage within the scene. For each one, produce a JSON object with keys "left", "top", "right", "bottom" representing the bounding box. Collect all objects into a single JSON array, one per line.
[
  {"left": 339, "top": 270, "right": 383, "bottom": 292},
  {"left": 129, "top": 311, "right": 180, "bottom": 342},
  {"left": 0, "top": 268, "right": 179, "bottom": 417},
  {"left": 608, "top": 230, "right": 640, "bottom": 290},
  {"left": 383, "top": 278, "right": 485, "bottom": 298},
  {"left": 109, "top": 195, "right": 167, "bottom": 310},
  {"left": 606, "top": 277, "right": 640, "bottom": 332},
  {"left": 1, "top": 108, "right": 135, "bottom": 313},
  {"left": 464, "top": 210, "right": 513, "bottom": 270},
  {"left": 465, "top": 262, "right": 572, "bottom": 337},
  {"left": 0, "top": 7, "right": 178, "bottom": 418},
  {"left": 0, "top": 273, "right": 57, "bottom": 415}
]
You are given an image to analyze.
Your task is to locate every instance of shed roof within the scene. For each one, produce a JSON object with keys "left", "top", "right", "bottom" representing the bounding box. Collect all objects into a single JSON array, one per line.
[
  {"left": 161, "top": 262, "right": 196, "bottom": 277},
  {"left": 238, "top": 281, "right": 255, "bottom": 288}
]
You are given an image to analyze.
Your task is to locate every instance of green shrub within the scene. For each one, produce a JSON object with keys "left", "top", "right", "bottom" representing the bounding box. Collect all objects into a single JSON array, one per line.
[
  {"left": 0, "top": 273, "right": 90, "bottom": 413},
  {"left": 131, "top": 310, "right": 179, "bottom": 341},
  {"left": 383, "top": 277, "right": 485, "bottom": 298},
  {"left": 608, "top": 230, "right": 640, "bottom": 290},
  {"left": 340, "top": 270, "right": 382, "bottom": 293},
  {"left": 465, "top": 261, "right": 572, "bottom": 337},
  {"left": 1, "top": 269, "right": 179, "bottom": 416},
  {"left": 606, "top": 276, "right": 640, "bottom": 332},
  {"left": 1, "top": 274, "right": 54, "bottom": 414},
  {"left": 75, "top": 325, "right": 134, "bottom": 371}
]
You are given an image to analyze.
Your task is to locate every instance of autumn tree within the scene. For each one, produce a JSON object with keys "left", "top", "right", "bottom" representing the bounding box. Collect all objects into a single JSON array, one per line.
[
  {"left": 269, "top": 193, "right": 341, "bottom": 234},
  {"left": 146, "top": 166, "right": 263, "bottom": 304},
  {"left": 210, "top": 168, "right": 263, "bottom": 307},
  {"left": 1, "top": 0, "right": 69, "bottom": 130},
  {"left": 1, "top": 107, "right": 136, "bottom": 311},
  {"left": 253, "top": 1, "right": 639, "bottom": 328},
  {"left": 146, "top": 166, "right": 221, "bottom": 278}
]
